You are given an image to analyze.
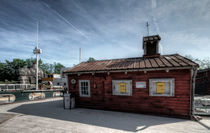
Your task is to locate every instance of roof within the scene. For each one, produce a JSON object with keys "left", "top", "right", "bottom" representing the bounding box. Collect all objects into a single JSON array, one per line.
[
  {"left": 197, "top": 68, "right": 210, "bottom": 73},
  {"left": 64, "top": 54, "right": 198, "bottom": 74}
]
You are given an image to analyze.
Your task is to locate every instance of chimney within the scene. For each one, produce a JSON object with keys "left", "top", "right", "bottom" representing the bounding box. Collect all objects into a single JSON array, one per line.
[{"left": 143, "top": 35, "right": 161, "bottom": 58}]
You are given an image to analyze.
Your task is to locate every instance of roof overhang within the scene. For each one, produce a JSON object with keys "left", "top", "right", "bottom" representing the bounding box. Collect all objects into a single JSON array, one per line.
[{"left": 64, "top": 66, "right": 197, "bottom": 75}]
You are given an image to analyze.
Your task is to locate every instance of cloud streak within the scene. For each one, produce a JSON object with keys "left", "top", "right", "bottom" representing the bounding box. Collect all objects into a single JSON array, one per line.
[
  {"left": 41, "top": 1, "right": 87, "bottom": 38},
  {"left": 0, "top": 0, "right": 210, "bottom": 67}
]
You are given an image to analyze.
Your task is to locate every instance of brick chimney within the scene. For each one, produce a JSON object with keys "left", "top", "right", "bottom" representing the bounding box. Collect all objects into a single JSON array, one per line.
[{"left": 143, "top": 35, "right": 161, "bottom": 58}]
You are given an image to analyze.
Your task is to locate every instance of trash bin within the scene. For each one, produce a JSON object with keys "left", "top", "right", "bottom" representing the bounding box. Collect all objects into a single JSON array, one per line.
[
  {"left": 63, "top": 93, "right": 71, "bottom": 109},
  {"left": 70, "top": 93, "right": 75, "bottom": 109}
]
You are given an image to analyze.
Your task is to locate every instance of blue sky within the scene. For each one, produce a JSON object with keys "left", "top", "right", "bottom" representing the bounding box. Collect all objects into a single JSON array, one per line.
[{"left": 0, "top": 0, "right": 210, "bottom": 67}]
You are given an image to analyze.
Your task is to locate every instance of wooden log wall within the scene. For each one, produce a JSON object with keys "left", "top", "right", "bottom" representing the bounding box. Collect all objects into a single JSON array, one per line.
[{"left": 68, "top": 69, "right": 191, "bottom": 118}]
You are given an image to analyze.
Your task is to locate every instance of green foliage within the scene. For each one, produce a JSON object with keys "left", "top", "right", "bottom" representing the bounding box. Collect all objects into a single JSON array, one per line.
[
  {"left": 0, "top": 58, "right": 65, "bottom": 82},
  {"left": 25, "top": 58, "right": 35, "bottom": 68},
  {"left": 88, "top": 57, "right": 96, "bottom": 62},
  {"left": 54, "top": 63, "right": 65, "bottom": 74},
  {"left": 185, "top": 55, "right": 210, "bottom": 69}
]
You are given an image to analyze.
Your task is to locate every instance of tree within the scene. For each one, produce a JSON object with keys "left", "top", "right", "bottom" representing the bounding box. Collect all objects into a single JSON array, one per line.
[
  {"left": 25, "top": 58, "right": 43, "bottom": 68},
  {"left": 54, "top": 63, "right": 65, "bottom": 74},
  {"left": 88, "top": 57, "right": 96, "bottom": 62},
  {"left": 0, "top": 62, "right": 6, "bottom": 81},
  {"left": 2, "top": 59, "right": 26, "bottom": 81},
  {"left": 185, "top": 55, "right": 210, "bottom": 69},
  {"left": 0, "top": 58, "right": 66, "bottom": 82},
  {"left": 25, "top": 58, "right": 34, "bottom": 68}
]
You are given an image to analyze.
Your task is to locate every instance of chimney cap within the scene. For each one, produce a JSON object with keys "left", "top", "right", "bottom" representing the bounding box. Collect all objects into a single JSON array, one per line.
[
  {"left": 143, "top": 35, "right": 161, "bottom": 49},
  {"left": 143, "top": 35, "right": 161, "bottom": 41}
]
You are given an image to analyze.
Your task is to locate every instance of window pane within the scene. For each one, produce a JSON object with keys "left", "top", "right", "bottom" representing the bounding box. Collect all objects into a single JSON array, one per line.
[
  {"left": 79, "top": 80, "right": 90, "bottom": 97},
  {"left": 82, "top": 82, "right": 84, "bottom": 87},
  {"left": 165, "top": 82, "right": 170, "bottom": 94}
]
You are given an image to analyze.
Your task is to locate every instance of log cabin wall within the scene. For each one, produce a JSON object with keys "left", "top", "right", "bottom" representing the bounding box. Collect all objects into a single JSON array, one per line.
[{"left": 68, "top": 69, "right": 191, "bottom": 118}]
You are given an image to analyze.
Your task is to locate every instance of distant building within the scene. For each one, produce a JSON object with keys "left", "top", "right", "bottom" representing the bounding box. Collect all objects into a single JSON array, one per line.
[
  {"left": 52, "top": 73, "right": 68, "bottom": 90},
  {"left": 64, "top": 35, "right": 198, "bottom": 118},
  {"left": 41, "top": 68, "right": 69, "bottom": 90},
  {"left": 195, "top": 68, "right": 210, "bottom": 95},
  {"left": 18, "top": 64, "right": 44, "bottom": 84}
]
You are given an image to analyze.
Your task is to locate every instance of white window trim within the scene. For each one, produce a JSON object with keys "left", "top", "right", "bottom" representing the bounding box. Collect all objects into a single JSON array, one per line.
[
  {"left": 149, "top": 78, "right": 175, "bottom": 96},
  {"left": 79, "top": 80, "right": 90, "bottom": 97},
  {"left": 112, "top": 80, "right": 132, "bottom": 96}
]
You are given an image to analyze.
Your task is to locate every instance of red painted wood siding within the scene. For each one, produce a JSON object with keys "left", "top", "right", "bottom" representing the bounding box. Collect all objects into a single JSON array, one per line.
[{"left": 68, "top": 69, "right": 191, "bottom": 118}]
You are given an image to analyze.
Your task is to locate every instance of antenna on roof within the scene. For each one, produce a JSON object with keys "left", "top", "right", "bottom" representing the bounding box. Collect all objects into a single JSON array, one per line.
[
  {"left": 79, "top": 48, "right": 81, "bottom": 63},
  {"left": 146, "top": 22, "right": 149, "bottom": 36}
]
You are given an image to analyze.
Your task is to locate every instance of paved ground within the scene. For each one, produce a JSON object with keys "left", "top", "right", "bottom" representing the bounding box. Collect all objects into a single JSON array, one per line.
[{"left": 0, "top": 98, "right": 210, "bottom": 133}]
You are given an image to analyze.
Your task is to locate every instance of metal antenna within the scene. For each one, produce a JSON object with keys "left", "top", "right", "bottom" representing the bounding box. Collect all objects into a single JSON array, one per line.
[
  {"left": 79, "top": 48, "right": 81, "bottom": 63},
  {"left": 146, "top": 22, "right": 149, "bottom": 36},
  {"left": 37, "top": 21, "right": 39, "bottom": 48},
  {"left": 33, "top": 21, "right": 42, "bottom": 90}
]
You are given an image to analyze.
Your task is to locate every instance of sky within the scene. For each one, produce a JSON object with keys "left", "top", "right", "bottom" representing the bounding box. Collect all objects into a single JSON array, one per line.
[{"left": 0, "top": 0, "right": 210, "bottom": 67}]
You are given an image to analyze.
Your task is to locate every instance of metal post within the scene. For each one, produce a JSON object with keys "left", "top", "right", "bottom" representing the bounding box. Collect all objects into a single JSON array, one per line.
[
  {"left": 36, "top": 21, "right": 39, "bottom": 90},
  {"left": 79, "top": 48, "right": 81, "bottom": 63},
  {"left": 146, "top": 22, "right": 149, "bottom": 36},
  {"left": 36, "top": 54, "right": 39, "bottom": 90},
  {"left": 33, "top": 21, "right": 42, "bottom": 90}
]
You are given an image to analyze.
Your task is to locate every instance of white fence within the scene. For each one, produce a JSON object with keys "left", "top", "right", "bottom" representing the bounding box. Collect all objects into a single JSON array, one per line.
[{"left": 0, "top": 84, "right": 36, "bottom": 91}]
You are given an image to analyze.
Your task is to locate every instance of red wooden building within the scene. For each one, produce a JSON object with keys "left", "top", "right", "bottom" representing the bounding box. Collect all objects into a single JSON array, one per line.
[{"left": 64, "top": 35, "right": 198, "bottom": 118}]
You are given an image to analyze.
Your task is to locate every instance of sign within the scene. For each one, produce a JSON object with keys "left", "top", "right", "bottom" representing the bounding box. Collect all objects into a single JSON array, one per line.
[
  {"left": 156, "top": 82, "right": 165, "bottom": 94},
  {"left": 136, "top": 82, "right": 146, "bottom": 88},
  {"left": 119, "top": 82, "right": 126, "bottom": 93},
  {"left": 42, "top": 77, "right": 54, "bottom": 81}
]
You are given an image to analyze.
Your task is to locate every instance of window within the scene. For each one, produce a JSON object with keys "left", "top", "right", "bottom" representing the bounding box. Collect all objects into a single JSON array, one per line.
[
  {"left": 112, "top": 80, "right": 132, "bottom": 96},
  {"left": 149, "top": 78, "right": 174, "bottom": 96},
  {"left": 79, "top": 80, "right": 90, "bottom": 97},
  {"left": 57, "top": 83, "right": 60, "bottom": 85}
]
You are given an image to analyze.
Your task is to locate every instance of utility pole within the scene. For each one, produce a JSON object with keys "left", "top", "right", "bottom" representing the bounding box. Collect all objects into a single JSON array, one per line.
[
  {"left": 33, "top": 21, "right": 42, "bottom": 90},
  {"left": 146, "top": 22, "right": 149, "bottom": 36}
]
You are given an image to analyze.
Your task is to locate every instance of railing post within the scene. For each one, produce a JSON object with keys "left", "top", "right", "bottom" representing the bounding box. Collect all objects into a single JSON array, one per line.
[{"left": 8, "top": 95, "right": 10, "bottom": 102}]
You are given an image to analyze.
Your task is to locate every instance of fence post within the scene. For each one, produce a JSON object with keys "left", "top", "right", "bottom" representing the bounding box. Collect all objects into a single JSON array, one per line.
[{"left": 8, "top": 95, "right": 10, "bottom": 102}]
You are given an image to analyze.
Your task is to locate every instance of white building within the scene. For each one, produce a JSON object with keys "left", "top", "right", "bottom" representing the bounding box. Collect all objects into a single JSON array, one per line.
[{"left": 52, "top": 68, "right": 69, "bottom": 90}]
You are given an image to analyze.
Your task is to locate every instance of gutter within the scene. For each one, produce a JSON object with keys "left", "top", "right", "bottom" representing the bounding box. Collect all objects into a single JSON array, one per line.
[{"left": 190, "top": 67, "right": 198, "bottom": 119}]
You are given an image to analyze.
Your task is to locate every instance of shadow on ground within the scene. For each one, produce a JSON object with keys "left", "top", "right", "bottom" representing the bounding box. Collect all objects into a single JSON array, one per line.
[{"left": 8, "top": 99, "right": 186, "bottom": 132}]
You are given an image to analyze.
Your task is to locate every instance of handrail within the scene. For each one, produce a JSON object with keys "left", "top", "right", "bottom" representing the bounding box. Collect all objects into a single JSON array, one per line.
[{"left": 0, "top": 84, "right": 36, "bottom": 91}]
